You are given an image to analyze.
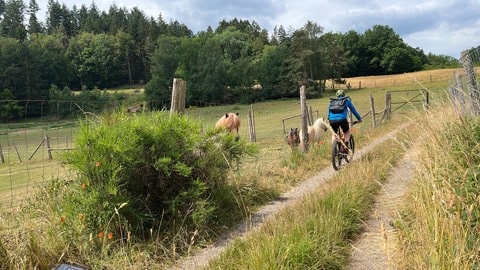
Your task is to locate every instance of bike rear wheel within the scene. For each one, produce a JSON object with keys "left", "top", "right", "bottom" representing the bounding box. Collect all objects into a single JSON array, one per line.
[{"left": 331, "top": 139, "right": 343, "bottom": 171}]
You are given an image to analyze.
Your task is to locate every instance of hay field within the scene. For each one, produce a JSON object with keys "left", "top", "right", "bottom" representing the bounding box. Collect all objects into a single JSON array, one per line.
[{"left": 341, "top": 68, "right": 472, "bottom": 89}]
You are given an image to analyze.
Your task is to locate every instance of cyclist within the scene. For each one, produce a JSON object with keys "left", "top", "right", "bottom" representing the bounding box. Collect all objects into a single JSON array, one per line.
[{"left": 327, "top": 89, "right": 362, "bottom": 149}]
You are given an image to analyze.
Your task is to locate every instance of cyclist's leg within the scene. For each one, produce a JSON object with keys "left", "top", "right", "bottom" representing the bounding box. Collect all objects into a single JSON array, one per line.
[
  {"left": 329, "top": 120, "right": 341, "bottom": 143},
  {"left": 340, "top": 120, "right": 351, "bottom": 144},
  {"left": 344, "top": 130, "right": 351, "bottom": 146}
]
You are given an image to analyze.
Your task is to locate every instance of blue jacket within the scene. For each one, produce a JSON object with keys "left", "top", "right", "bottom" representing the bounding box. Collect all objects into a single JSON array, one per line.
[{"left": 328, "top": 96, "right": 362, "bottom": 121}]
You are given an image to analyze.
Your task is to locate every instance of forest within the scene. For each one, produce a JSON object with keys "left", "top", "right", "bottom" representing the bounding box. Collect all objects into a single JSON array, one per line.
[{"left": 0, "top": 0, "right": 463, "bottom": 119}]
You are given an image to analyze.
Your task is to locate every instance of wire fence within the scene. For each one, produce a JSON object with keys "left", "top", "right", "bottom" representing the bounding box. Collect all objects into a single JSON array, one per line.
[{"left": 1, "top": 50, "right": 479, "bottom": 212}]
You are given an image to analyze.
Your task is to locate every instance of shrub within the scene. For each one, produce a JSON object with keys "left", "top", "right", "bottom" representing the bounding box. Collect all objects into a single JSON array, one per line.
[{"left": 61, "top": 110, "right": 257, "bottom": 240}]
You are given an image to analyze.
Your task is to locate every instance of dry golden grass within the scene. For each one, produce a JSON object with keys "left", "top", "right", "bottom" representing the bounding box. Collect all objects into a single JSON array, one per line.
[
  {"left": 342, "top": 68, "right": 473, "bottom": 89},
  {"left": 397, "top": 100, "right": 480, "bottom": 269}
]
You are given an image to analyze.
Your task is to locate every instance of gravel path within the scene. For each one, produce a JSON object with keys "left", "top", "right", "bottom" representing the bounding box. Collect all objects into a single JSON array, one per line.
[
  {"left": 173, "top": 123, "right": 412, "bottom": 270},
  {"left": 347, "top": 145, "right": 417, "bottom": 269}
]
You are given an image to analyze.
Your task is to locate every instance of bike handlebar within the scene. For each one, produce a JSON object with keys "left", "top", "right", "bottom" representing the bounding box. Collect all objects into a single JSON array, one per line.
[{"left": 351, "top": 120, "right": 362, "bottom": 125}]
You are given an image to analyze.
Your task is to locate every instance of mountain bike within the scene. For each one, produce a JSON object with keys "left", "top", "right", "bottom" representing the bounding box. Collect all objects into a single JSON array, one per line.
[{"left": 331, "top": 121, "right": 359, "bottom": 171}]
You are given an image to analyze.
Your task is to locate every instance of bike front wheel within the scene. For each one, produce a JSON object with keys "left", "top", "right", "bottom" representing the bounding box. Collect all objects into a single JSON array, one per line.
[
  {"left": 349, "top": 135, "right": 355, "bottom": 154},
  {"left": 331, "top": 139, "right": 343, "bottom": 171},
  {"left": 345, "top": 135, "right": 355, "bottom": 163}
]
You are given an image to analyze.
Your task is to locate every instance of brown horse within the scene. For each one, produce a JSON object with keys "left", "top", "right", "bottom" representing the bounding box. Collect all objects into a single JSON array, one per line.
[
  {"left": 215, "top": 112, "right": 240, "bottom": 133},
  {"left": 286, "top": 127, "right": 300, "bottom": 148}
]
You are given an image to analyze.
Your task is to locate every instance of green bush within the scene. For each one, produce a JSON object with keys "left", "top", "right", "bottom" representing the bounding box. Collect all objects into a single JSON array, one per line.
[{"left": 61, "top": 110, "right": 257, "bottom": 240}]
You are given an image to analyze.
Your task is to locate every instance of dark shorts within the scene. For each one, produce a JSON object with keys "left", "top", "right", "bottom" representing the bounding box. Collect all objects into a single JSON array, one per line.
[{"left": 329, "top": 119, "right": 349, "bottom": 134}]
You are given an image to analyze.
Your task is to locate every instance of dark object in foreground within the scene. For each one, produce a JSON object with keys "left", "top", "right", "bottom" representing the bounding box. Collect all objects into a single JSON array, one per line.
[{"left": 53, "top": 264, "right": 85, "bottom": 270}]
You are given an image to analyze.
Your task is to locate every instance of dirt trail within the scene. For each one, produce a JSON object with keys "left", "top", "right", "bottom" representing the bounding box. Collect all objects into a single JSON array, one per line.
[
  {"left": 173, "top": 123, "right": 412, "bottom": 270},
  {"left": 347, "top": 146, "right": 417, "bottom": 270}
]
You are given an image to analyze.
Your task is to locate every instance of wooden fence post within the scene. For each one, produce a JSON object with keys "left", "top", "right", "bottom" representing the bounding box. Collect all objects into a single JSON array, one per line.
[
  {"left": 300, "top": 85, "right": 309, "bottom": 152},
  {"left": 308, "top": 106, "right": 313, "bottom": 125},
  {"left": 370, "top": 94, "right": 376, "bottom": 128},
  {"left": 385, "top": 91, "right": 391, "bottom": 121},
  {"left": 425, "top": 90, "right": 429, "bottom": 108},
  {"left": 13, "top": 142, "right": 22, "bottom": 162},
  {"left": 0, "top": 144, "right": 4, "bottom": 163},
  {"left": 248, "top": 104, "right": 256, "bottom": 142},
  {"left": 170, "top": 78, "right": 186, "bottom": 114},
  {"left": 45, "top": 135, "right": 53, "bottom": 160},
  {"left": 461, "top": 50, "right": 480, "bottom": 115}
]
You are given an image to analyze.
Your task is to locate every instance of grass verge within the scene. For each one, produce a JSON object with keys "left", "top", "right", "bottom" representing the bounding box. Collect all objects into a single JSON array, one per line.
[
  {"left": 396, "top": 99, "right": 480, "bottom": 269},
  {"left": 205, "top": 128, "right": 411, "bottom": 269}
]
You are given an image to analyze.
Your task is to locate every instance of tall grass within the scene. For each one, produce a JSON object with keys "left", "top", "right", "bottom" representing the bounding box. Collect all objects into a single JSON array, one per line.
[
  {"left": 206, "top": 134, "right": 409, "bottom": 269},
  {"left": 397, "top": 99, "right": 480, "bottom": 269}
]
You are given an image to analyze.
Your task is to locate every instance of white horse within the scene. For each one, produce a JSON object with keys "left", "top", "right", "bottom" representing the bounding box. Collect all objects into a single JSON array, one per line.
[{"left": 299, "top": 118, "right": 328, "bottom": 145}]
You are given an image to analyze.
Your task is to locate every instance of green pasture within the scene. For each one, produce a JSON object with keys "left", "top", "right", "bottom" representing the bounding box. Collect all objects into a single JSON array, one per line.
[
  {"left": 0, "top": 121, "right": 78, "bottom": 208},
  {"left": 0, "top": 79, "right": 450, "bottom": 210},
  {"left": 186, "top": 81, "right": 446, "bottom": 143},
  {"left": 70, "top": 84, "right": 145, "bottom": 95},
  {"left": 0, "top": 121, "right": 78, "bottom": 164}
]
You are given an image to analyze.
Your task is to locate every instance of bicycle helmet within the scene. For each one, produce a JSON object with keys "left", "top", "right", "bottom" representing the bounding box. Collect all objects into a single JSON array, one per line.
[{"left": 336, "top": 89, "right": 345, "bottom": 97}]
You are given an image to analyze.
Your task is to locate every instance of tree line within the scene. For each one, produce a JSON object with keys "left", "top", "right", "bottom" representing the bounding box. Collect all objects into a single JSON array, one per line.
[{"left": 0, "top": 0, "right": 463, "bottom": 120}]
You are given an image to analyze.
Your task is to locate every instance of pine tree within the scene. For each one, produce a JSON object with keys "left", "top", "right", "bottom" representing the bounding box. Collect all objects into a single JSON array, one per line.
[
  {"left": 27, "top": 0, "right": 43, "bottom": 34},
  {"left": 0, "top": 0, "right": 26, "bottom": 40}
]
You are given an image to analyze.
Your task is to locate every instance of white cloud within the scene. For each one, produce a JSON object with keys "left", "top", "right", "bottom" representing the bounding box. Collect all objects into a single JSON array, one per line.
[{"left": 405, "top": 20, "right": 480, "bottom": 57}]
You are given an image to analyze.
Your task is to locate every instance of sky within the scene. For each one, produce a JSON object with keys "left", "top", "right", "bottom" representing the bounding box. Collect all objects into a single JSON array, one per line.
[{"left": 34, "top": 0, "right": 480, "bottom": 59}]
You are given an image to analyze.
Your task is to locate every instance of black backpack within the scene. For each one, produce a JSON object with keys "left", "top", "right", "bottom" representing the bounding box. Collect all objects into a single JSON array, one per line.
[{"left": 329, "top": 97, "right": 348, "bottom": 113}]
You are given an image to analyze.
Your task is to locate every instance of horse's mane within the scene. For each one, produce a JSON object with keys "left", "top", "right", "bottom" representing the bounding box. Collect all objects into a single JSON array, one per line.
[{"left": 312, "top": 118, "right": 327, "bottom": 130}]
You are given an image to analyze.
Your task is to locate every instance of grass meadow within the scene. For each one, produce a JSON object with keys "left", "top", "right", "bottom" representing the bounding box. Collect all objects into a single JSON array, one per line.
[
  {"left": 0, "top": 70, "right": 440, "bottom": 210},
  {"left": 0, "top": 68, "right": 478, "bottom": 269}
]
